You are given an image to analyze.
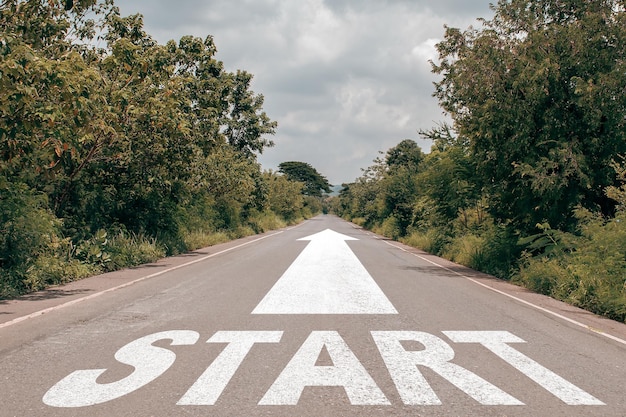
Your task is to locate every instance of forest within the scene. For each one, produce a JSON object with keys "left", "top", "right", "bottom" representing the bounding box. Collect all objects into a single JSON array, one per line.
[
  {"left": 0, "top": 0, "right": 328, "bottom": 297},
  {"left": 334, "top": 0, "right": 626, "bottom": 323}
]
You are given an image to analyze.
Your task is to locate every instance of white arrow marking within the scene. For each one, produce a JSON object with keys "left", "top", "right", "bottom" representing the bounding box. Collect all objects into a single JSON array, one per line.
[{"left": 252, "top": 229, "right": 397, "bottom": 314}]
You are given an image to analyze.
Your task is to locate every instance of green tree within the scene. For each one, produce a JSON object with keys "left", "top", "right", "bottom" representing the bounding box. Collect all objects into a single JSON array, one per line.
[
  {"left": 417, "top": 125, "right": 481, "bottom": 226},
  {"left": 432, "top": 0, "right": 626, "bottom": 232},
  {"left": 264, "top": 171, "right": 304, "bottom": 220},
  {"left": 385, "top": 139, "right": 424, "bottom": 174},
  {"left": 377, "top": 141, "right": 424, "bottom": 235},
  {"left": 278, "top": 161, "right": 332, "bottom": 197},
  {"left": 222, "top": 70, "right": 277, "bottom": 158}
]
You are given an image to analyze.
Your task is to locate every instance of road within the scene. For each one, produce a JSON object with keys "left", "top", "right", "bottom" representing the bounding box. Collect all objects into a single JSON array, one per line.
[{"left": 1, "top": 215, "right": 625, "bottom": 416}]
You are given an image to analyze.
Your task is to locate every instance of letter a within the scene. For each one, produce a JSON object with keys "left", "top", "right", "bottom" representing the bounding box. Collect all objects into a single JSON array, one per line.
[{"left": 260, "top": 331, "right": 389, "bottom": 405}]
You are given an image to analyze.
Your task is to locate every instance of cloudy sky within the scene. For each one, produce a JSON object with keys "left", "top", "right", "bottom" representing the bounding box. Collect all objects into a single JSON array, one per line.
[{"left": 117, "top": 0, "right": 494, "bottom": 185}]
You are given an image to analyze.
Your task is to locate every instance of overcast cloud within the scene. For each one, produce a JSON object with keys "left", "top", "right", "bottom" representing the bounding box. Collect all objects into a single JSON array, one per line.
[{"left": 117, "top": 0, "right": 494, "bottom": 185}]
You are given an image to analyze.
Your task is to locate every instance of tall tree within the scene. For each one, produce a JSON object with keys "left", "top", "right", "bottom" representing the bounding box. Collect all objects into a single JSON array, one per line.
[
  {"left": 222, "top": 70, "right": 277, "bottom": 158},
  {"left": 432, "top": 0, "right": 626, "bottom": 232},
  {"left": 278, "top": 161, "right": 332, "bottom": 197},
  {"left": 377, "top": 140, "right": 424, "bottom": 234},
  {"left": 385, "top": 139, "right": 424, "bottom": 174}
]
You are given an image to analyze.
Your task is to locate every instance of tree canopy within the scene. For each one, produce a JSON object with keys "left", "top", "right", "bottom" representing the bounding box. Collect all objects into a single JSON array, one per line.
[
  {"left": 432, "top": 0, "right": 626, "bottom": 232},
  {"left": 278, "top": 161, "right": 332, "bottom": 197}
]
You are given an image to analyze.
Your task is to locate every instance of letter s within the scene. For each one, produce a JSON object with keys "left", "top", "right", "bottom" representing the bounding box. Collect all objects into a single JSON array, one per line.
[{"left": 43, "top": 330, "right": 199, "bottom": 407}]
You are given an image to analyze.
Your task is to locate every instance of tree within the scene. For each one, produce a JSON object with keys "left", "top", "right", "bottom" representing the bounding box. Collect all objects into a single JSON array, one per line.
[
  {"left": 264, "top": 171, "right": 304, "bottom": 220},
  {"left": 417, "top": 125, "right": 481, "bottom": 226},
  {"left": 278, "top": 161, "right": 332, "bottom": 197},
  {"left": 385, "top": 139, "right": 424, "bottom": 174},
  {"left": 432, "top": 0, "right": 626, "bottom": 232},
  {"left": 377, "top": 141, "right": 424, "bottom": 234},
  {"left": 222, "top": 70, "right": 277, "bottom": 158}
]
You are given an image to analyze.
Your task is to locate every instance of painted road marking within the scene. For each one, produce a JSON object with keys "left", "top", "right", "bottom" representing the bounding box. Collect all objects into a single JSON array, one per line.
[
  {"left": 43, "top": 329, "right": 604, "bottom": 407},
  {"left": 371, "top": 331, "right": 523, "bottom": 405},
  {"left": 39, "top": 226, "right": 605, "bottom": 409},
  {"left": 252, "top": 229, "right": 398, "bottom": 314},
  {"left": 444, "top": 331, "right": 605, "bottom": 405},
  {"left": 259, "top": 331, "right": 390, "bottom": 405},
  {"left": 178, "top": 331, "right": 283, "bottom": 405},
  {"left": 43, "top": 331, "right": 200, "bottom": 407}
]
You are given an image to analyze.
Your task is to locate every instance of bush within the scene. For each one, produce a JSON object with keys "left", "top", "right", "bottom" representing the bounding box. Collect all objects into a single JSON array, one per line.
[
  {"left": 303, "top": 196, "right": 323, "bottom": 215},
  {"left": 229, "top": 225, "right": 257, "bottom": 239},
  {"left": 469, "top": 224, "right": 520, "bottom": 279},
  {"left": 0, "top": 183, "right": 60, "bottom": 271},
  {"left": 182, "top": 230, "right": 230, "bottom": 251},
  {"left": 514, "top": 209, "right": 626, "bottom": 322},
  {"left": 247, "top": 210, "right": 287, "bottom": 233},
  {"left": 443, "top": 234, "right": 484, "bottom": 268},
  {"left": 0, "top": 182, "right": 86, "bottom": 297},
  {"left": 401, "top": 228, "right": 449, "bottom": 254},
  {"left": 23, "top": 256, "right": 97, "bottom": 293},
  {"left": 104, "top": 233, "right": 166, "bottom": 272},
  {"left": 514, "top": 256, "right": 569, "bottom": 296},
  {"left": 375, "top": 216, "right": 401, "bottom": 240},
  {"left": 351, "top": 217, "right": 367, "bottom": 227}
]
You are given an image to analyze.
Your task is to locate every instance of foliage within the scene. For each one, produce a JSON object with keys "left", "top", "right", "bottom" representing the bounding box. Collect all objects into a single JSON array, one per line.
[
  {"left": 278, "top": 161, "right": 332, "bottom": 197},
  {"left": 0, "top": 0, "right": 311, "bottom": 298},
  {"left": 0, "top": 182, "right": 58, "bottom": 271},
  {"left": 401, "top": 228, "right": 449, "bottom": 255},
  {"left": 442, "top": 234, "right": 485, "bottom": 269},
  {"left": 246, "top": 210, "right": 287, "bottom": 234},
  {"left": 222, "top": 70, "right": 277, "bottom": 157},
  {"left": 104, "top": 232, "right": 165, "bottom": 272},
  {"left": 385, "top": 139, "right": 424, "bottom": 174},
  {"left": 432, "top": 0, "right": 626, "bottom": 233},
  {"left": 264, "top": 171, "right": 305, "bottom": 221},
  {"left": 303, "top": 196, "right": 323, "bottom": 218},
  {"left": 515, "top": 209, "right": 626, "bottom": 322},
  {"left": 0, "top": 181, "right": 97, "bottom": 296}
]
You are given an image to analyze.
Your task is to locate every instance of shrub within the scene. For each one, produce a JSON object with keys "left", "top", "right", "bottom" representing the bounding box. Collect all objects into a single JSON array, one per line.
[
  {"left": 23, "top": 256, "right": 97, "bottom": 293},
  {"left": 351, "top": 217, "right": 367, "bottom": 227},
  {"left": 0, "top": 182, "right": 83, "bottom": 297},
  {"left": 182, "top": 230, "right": 230, "bottom": 251},
  {"left": 104, "top": 233, "right": 166, "bottom": 272},
  {"left": 303, "top": 196, "right": 323, "bottom": 216},
  {"left": 514, "top": 256, "right": 568, "bottom": 296},
  {"left": 401, "top": 228, "right": 449, "bottom": 254},
  {"left": 247, "top": 210, "right": 286, "bottom": 233},
  {"left": 514, "top": 209, "right": 626, "bottom": 322},
  {"left": 229, "top": 225, "right": 256, "bottom": 239},
  {"left": 374, "top": 216, "right": 401, "bottom": 240},
  {"left": 469, "top": 224, "right": 520, "bottom": 279},
  {"left": 0, "top": 183, "right": 60, "bottom": 271},
  {"left": 443, "top": 234, "right": 484, "bottom": 268}
]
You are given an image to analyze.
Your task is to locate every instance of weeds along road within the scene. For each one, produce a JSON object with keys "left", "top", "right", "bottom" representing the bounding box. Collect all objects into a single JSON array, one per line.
[{"left": 1, "top": 215, "right": 625, "bottom": 416}]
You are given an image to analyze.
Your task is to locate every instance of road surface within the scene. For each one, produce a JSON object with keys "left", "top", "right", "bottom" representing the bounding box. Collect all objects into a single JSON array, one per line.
[{"left": 1, "top": 215, "right": 625, "bottom": 416}]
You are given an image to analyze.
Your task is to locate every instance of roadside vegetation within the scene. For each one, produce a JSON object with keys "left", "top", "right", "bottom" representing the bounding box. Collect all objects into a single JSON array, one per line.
[
  {"left": 333, "top": 0, "right": 626, "bottom": 323},
  {"left": 0, "top": 0, "right": 328, "bottom": 298}
]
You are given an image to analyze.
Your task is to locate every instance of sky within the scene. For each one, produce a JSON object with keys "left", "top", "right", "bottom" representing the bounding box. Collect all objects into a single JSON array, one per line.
[{"left": 117, "top": 0, "right": 494, "bottom": 185}]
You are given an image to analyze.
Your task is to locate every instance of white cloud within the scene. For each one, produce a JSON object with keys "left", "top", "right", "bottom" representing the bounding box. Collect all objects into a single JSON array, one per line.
[{"left": 409, "top": 38, "right": 440, "bottom": 67}]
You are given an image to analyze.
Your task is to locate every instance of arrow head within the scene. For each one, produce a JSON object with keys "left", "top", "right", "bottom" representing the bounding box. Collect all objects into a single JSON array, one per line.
[{"left": 297, "top": 229, "right": 358, "bottom": 242}]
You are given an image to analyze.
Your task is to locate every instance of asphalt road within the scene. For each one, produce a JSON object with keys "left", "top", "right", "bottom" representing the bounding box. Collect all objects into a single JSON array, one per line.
[{"left": 1, "top": 215, "right": 625, "bottom": 416}]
